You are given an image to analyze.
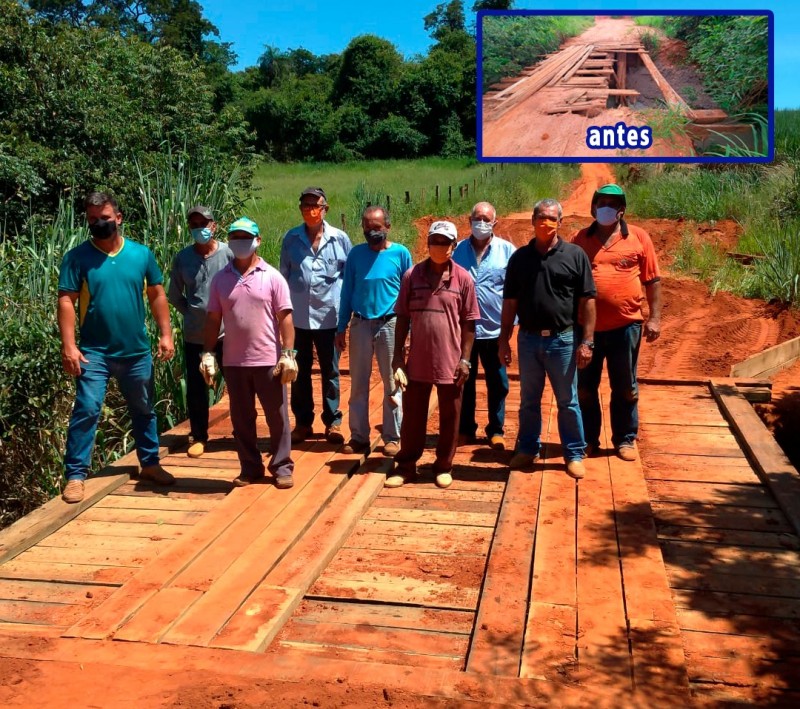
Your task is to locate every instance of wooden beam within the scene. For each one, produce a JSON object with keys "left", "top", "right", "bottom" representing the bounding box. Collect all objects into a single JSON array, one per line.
[
  {"left": 638, "top": 50, "right": 692, "bottom": 116},
  {"left": 730, "top": 336, "right": 800, "bottom": 379},
  {"left": 710, "top": 381, "right": 800, "bottom": 537}
]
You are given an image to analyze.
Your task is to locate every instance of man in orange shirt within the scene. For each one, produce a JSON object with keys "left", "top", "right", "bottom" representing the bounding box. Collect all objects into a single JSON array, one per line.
[{"left": 572, "top": 184, "right": 662, "bottom": 462}]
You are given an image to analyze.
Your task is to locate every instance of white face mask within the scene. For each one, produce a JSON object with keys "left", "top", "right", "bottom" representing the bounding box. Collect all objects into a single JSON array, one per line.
[
  {"left": 595, "top": 206, "right": 620, "bottom": 226},
  {"left": 229, "top": 238, "right": 258, "bottom": 259},
  {"left": 470, "top": 220, "right": 493, "bottom": 241}
]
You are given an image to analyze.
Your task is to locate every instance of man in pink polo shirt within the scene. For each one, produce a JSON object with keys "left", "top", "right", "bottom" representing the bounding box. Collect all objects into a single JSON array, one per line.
[
  {"left": 389, "top": 220, "right": 480, "bottom": 489},
  {"left": 202, "top": 217, "right": 298, "bottom": 488}
]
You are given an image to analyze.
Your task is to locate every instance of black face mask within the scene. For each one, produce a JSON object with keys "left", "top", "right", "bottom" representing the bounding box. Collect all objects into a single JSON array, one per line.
[
  {"left": 364, "top": 229, "right": 387, "bottom": 246},
  {"left": 89, "top": 219, "right": 117, "bottom": 240}
]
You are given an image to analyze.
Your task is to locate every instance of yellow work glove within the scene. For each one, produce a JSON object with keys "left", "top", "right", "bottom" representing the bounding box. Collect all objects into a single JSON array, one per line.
[
  {"left": 273, "top": 348, "right": 298, "bottom": 384},
  {"left": 393, "top": 367, "right": 408, "bottom": 391},
  {"left": 199, "top": 352, "right": 218, "bottom": 387}
]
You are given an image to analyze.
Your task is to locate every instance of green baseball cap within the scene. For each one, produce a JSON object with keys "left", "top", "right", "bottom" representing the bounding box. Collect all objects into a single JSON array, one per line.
[
  {"left": 228, "top": 217, "right": 260, "bottom": 236},
  {"left": 592, "top": 183, "right": 626, "bottom": 207}
]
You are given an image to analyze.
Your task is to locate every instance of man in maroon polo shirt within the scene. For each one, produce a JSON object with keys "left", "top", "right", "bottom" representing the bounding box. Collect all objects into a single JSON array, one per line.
[{"left": 389, "top": 220, "right": 480, "bottom": 489}]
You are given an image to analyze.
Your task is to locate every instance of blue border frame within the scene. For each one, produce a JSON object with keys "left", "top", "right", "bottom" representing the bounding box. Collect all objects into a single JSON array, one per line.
[{"left": 476, "top": 9, "right": 774, "bottom": 164}]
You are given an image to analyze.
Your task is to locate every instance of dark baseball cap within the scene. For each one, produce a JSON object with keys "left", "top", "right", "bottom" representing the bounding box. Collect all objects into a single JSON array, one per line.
[
  {"left": 187, "top": 205, "right": 214, "bottom": 220},
  {"left": 299, "top": 187, "right": 327, "bottom": 202}
]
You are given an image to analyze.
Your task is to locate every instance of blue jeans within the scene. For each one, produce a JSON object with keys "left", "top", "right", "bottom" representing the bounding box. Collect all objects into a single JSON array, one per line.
[
  {"left": 64, "top": 351, "right": 160, "bottom": 481},
  {"left": 578, "top": 322, "right": 642, "bottom": 449},
  {"left": 517, "top": 329, "right": 585, "bottom": 461},
  {"left": 459, "top": 338, "right": 509, "bottom": 438},
  {"left": 292, "top": 327, "right": 341, "bottom": 428},
  {"left": 348, "top": 316, "right": 401, "bottom": 444}
]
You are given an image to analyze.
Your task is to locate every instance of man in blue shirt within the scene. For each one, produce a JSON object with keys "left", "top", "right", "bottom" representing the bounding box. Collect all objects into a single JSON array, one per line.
[
  {"left": 168, "top": 206, "right": 233, "bottom": 459},
  {"left": 453, "top": 201, "right": 516, "bottom": 451},
  {"left": 280, "top": 187, "right": 351, "bottom": 445},
  {"left": 335, "top": 206, "right": 412, "bottom": 456},
  {"left": 58, "top": 192, "right": 176, "bottom": 504}
]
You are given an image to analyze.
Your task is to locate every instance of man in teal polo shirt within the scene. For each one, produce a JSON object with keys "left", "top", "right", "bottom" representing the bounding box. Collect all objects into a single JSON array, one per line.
[{"left": 57, "top": 191, "right": 176, "bottom": 503}]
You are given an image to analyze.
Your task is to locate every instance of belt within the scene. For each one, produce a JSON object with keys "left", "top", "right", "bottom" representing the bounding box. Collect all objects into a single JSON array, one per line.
[
  {"left": 353, "top": 312, "right": 396, "bottom": 322},
  {"left": 523, "top": 325, "right": 573, "bottom": 337}
]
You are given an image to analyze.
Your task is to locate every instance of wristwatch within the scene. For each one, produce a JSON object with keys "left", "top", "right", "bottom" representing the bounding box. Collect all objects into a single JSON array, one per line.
[
  {"left": 459, "top": 358, "right": 472, "bottom": 369},
  {"left": 581, "top": 340, "right": 594, "bottom": 350}
]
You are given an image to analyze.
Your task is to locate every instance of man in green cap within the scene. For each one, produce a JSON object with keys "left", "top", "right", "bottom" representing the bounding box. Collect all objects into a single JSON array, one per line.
[{"left": 572, "top": 184, "right": 662, "bottom": 462}]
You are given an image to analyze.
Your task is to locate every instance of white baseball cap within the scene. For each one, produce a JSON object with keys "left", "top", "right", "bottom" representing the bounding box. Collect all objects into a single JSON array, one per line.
[{"left": 427, "top": 220, "right": 458, "bottom": 241}]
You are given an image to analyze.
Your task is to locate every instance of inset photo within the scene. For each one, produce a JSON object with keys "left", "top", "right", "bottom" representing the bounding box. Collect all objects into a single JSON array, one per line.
[{"left": 478, "top": 11, "right": 773, "bottom": 162}]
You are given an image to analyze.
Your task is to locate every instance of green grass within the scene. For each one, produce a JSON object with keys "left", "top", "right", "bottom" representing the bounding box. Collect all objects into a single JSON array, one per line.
[{"left": 246, "top": 158, "right": 580, "bottom": 264}]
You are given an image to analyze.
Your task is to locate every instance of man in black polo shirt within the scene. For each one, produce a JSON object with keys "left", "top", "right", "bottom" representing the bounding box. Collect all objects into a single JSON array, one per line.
[{"left": 499, "top": 198, "right": 597, "bottom": 479}]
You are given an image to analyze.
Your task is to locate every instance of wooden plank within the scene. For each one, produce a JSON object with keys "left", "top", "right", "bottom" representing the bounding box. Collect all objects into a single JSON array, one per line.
[
  {"left": 0, "top": 579, "right": 115, "bottom": 605},
  {"left": 676, "top": 608, "right": 800, "bottom": 639},
  {"left": 521, "top": 602, "right": 577, "bottom": 681},
  {"left": 362, "top": 507, "right": 496, "bottom": 527},
  {"left": 661, "top": 541, "right": 800, "bottom": 579},
  {"left": 656, "top": 525, "right": 799, "bottom": 550},
  {"left": 378, "top": 488, "right": 502, "bottom": 503},
  {"left": 730, "top": 336, "right": 800, "bottom": 378},
  {"left": 12, "top": 545, "right": 160, "bottom": 568},
  {"left": 293, "top": 599, "right": 474, "bottom": 635},
  {"left": 711, "top": 381, "right": 800, "bottom": 538},
  {"left": 652, "top": 501, "right": 793, "bottom": 533},
  {"left": 0, "top": 560, "right": 133, "bottom": 585},
  {"left": 96, "top": 495, "right": 217, "bottom": 512},
  {"left": 281, "top": 618, "right": 469, "bottom": 658},
  {"left": 639, "top": 432, "right": 743, "bottom": 458},
  {"left": 77, "top": 507, "right": 206, "bottom": 526},
  {"left": 666, "top": 564, "right": 800, "bottom": 598},
  {"left": 646, "top": 481, "right": 778, "bottom": 508},
  {"left": 274, "top": 640, "right": 464, "bottom": 671},
  {"left": 210, "top": 472, "right": 385, "bottom": 652},
  {"left": 36, "top": 533, "right": 170, "bottom": 551},
  {"left": 638, "top": 50, "right": 692, "bottom": 114},
  {"left": 0, "top": 599, "right": 87, "bottom": 626},
  {"left": 45, "top": 519, "right": 187, "bottom": 540},
  {"left": 371, "top": 496, "right": 499, "bottom": 515},
  {"left": 0, "top": 471, "right": 129, "bottom": 565},
  {"left": 63, "top": 483, "right": 271, "bottom": 639},
  {"left": 345, "top": 521, "right": 492, "bottom": 555},
  {"left": 113, "top": 587, "right": 203, "bottom": 644}
]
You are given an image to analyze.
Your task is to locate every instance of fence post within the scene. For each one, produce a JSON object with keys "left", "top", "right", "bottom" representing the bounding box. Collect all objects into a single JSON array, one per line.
[
  {"left": 405, "top": 191, "right": 410, "bottom": 204},
  {"left": 435, "top": 185, "right": 440, "bottom": 203},
  {"left": 386, "top": 195, "right": 391, "bottom": 211},
  {"left": 465, "top": 183, "right": 469, "bottom": 198},
  {"left": 448, "top": 186, "right": 452, "bottom": 203},
  {"left": 473, "top": 178, "right": 477, "bottom": 193},
  {"left": 421, "top": 188, "right": 425, "bottom": 203},
  {"left": 341, "top": 213, "right": 346, "bottom": 231},
  {"left": 459, "top": 186, "right": 463, "bottom": 198}
]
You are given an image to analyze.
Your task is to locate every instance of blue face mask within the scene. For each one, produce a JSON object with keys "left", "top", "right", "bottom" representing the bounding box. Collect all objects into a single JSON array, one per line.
[
  {"left": 595, "top": 206, "right": 620, "bottom": 226},
  {"left": 229, "top": 238, "right": 258, "bottom": 259},
  {"left": 191, "top": 227, "right": 213, "bottom": 244}
]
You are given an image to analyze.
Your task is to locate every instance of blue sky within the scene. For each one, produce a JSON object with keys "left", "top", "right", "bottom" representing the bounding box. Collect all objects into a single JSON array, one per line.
[{"left": 202, "top": 0, "right": 798, "bottom": 108}]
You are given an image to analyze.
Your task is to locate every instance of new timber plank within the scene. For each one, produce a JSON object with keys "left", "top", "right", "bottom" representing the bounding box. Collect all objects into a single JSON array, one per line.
[
  {"left": 362, "top": 508, "right": 497, "bottom": 527},
  {"left": 13, "top": 544, "right": 161, "bottom": 568},
  {"left": 113, "top": 587, "right": 203, "bottom": 644},
  {"left": 63, "top": 483, "right": 270, "bottom": 639},
  {"left": 274, "top": 640, "right": 464, "bottom": 671},
  {"left": 0, "top": 599, "right": 88, "bottom": 626},
  {"left": 656, "top": 525, "right": 799, "bottom": 550},
  {"left": 673, "top": 589, "right": 800, "bottom": 619},
  {"left": 651, "top": 501, "right": 793, "bottom": 532},
  {"left": 0, "top": 559, "right": 133, "bottom": 586},
  {"left": 95, "top": 495, "right": 218, "bottom": 512},
  {"left": 0, "top": 579, "right": 116, "bottom": 606},
  {"left": 711, "top": 381, "right": 800, "bottom": 537},
  {"left": 646, "top": 481, "right": 778, "bottom": 508},
  {"left": 346, "top": 520, "right": 492, "bottom": 555},
  {"left": 210, "top": 472, "right": 385, "bottom": 652},
  {"left": 665, "top": 564, "right": 800, "bottom": 598}
]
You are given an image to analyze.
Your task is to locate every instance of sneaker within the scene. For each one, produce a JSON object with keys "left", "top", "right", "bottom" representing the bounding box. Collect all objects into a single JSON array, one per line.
[
  {"left": 291, "top": 425, "right": 313, "bottom": 444},
  {"left": 617, "top": 444, "right": 637, "bottom": 462},
  {"left": 435, "top": 472, "right": 453, "bottom": 489},
  {"left": 187, "top": 441, "right": 205, "bottom": 458},
  {"left": 383, "top": 440, "right": 400, "bottom": 457},
  {"left": 232, "top": 473, "right": 264, "bottom": 487},
  {"left": 489, "top": 434, "right": 505, "bottom": 451},
  {"left": 325, "top": 423, "right": 345, "bottom": 444},
  {"left": 140, "top": 464, "right": 175, "bottom": 485},
  {"left": 342, "top": 439, "right": 369, "bottom": 455},
  {"left": 509, "top": 452, "right": 541, "bottom": 470},
  {"left": 275, "top": 474, "right": 294, "bottom": 489},
  {"left": 62, "top": 479, "right": 85, "bottom": 504},
  {"left": 566, "top": 460, "right": 586, "bottom": 479},
  {"left": 384, "top": 474, "right": 406, "bottom": 488}
]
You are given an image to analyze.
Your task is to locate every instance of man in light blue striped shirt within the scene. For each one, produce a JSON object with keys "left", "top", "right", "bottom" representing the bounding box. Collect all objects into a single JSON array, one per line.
[
  {"left": 280, "top": 187, "right": 351, "bottom": 445},
  {"left": 452, "top": 201, "right": 516, "bottom": 451},
  {"left": 335, "top": 206, "right": 412, "bottom": 456}
]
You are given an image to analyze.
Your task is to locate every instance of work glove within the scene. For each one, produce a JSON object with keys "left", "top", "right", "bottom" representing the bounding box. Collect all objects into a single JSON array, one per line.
[
  {"left": 273, "top": 349, "right": 298, "bottom": 384},
  {"left": 199, "top": 352, "right": 218, "bottom": 386},
  {"left": 393, "top": 367, "right": 408, "bottom": 391}
]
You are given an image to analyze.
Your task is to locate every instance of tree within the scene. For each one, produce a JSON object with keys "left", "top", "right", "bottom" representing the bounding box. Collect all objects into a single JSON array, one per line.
[
  {"left": 472, "top": 0, "right": 514, "bottom": 10},
  {"left": 331, "top": 35, "right": 403, "bottom": 119},
  {"left": 424, "top": 0, "right": 466, "bottom": 42}
]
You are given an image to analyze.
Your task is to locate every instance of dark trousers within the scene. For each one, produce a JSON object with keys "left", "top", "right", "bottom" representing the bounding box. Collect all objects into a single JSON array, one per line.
[
  {"left": 578, "top": 322, "right": 642, "bottom": 449},
  {"left": 225, "top": 366, "right": 293, "bottom": 480},
  {"left": 184, "top": 340, "right": 224, "bottom": 443},
  {"left": 459, "top": 337, "right": 509, "bottom": 438},
  {"left": 292, "top": 327, "right": 341, "bottom": 428},
  {"left": 395, "top": 380, "right": 463, "bottom": 476}
]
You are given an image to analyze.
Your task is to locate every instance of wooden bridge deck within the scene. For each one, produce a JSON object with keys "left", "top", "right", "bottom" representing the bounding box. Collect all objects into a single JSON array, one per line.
[{"left": 2, "top": 370, "right": 800, "bottom": 706}]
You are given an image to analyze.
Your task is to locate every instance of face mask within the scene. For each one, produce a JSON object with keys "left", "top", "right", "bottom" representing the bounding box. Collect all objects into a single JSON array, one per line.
[
  {"left": 191, "top": 227, "right": 213, "bottom": 245},
  {"left": 89, "top": 219, "right": 117, "bottom": 240},
  {"left": 428, "top": 244, "right": 452, "bottom": 264},
  {"left": 364, "top": 229, "right": 387, "bottom": 246},
  {"left": 534, "top": 219, "right": 559, "bottom": 241},
  {"left": 595, "top": 206, "right": 620, "bottom": 226},
  {"left": 229, "top": 238, "right": 258, "bottom": 259},
  {"left": 471, "top": 221, "right": 493, "bottom": 241},
  {"left": 301, "top": 207, "right": 324, "bottom": 227}
]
